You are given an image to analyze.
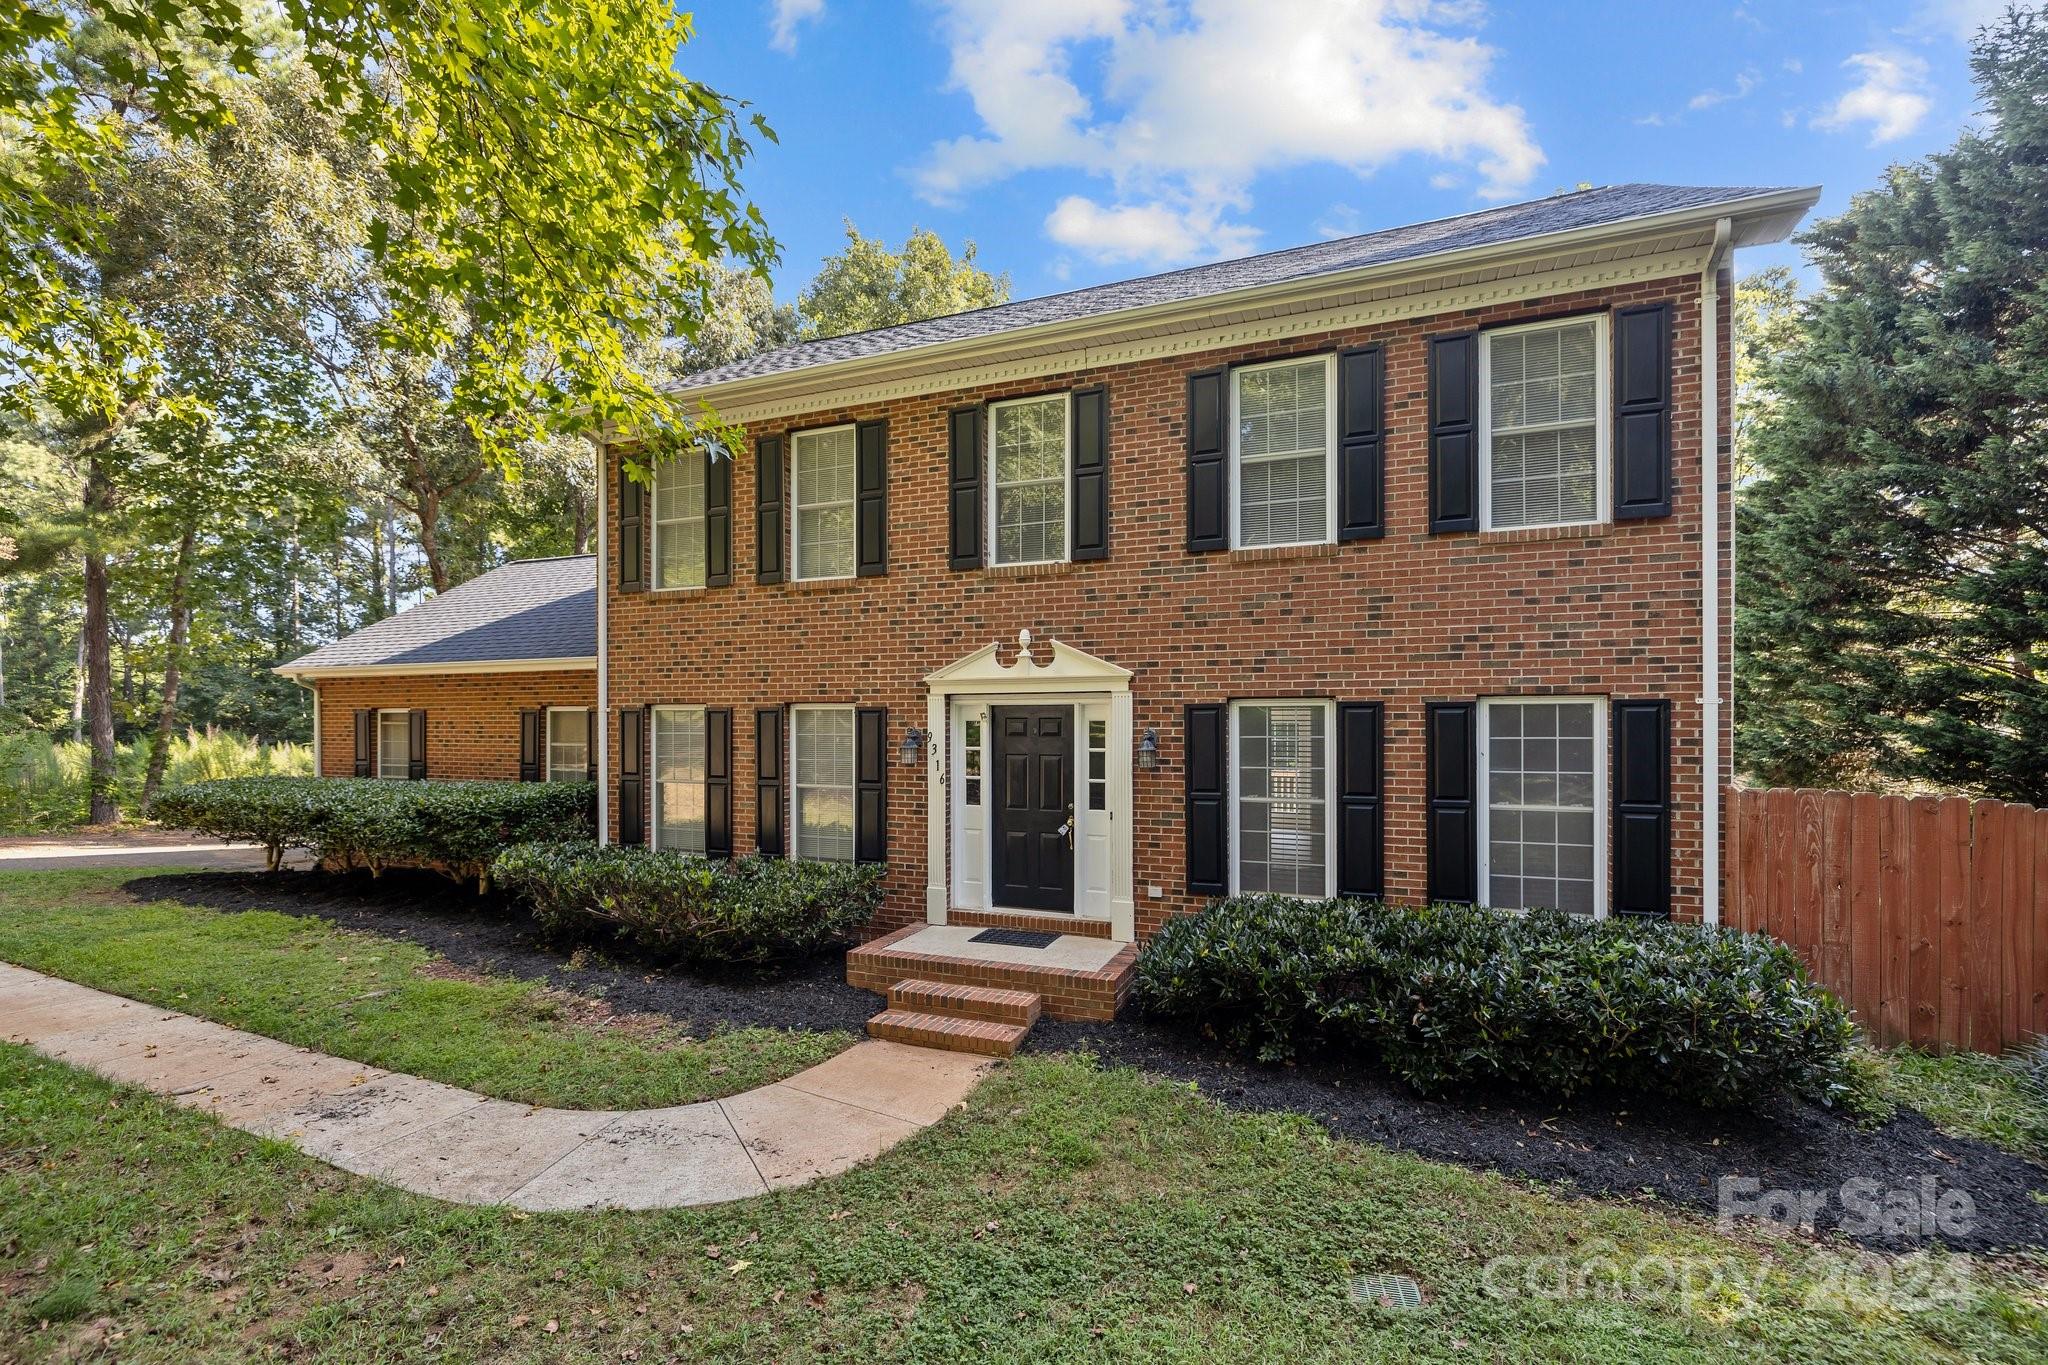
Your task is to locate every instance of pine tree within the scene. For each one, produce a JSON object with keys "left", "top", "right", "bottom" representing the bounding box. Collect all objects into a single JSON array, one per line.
[{"left": 1737, "top": 9, "right": 2048, "bottom": 801}]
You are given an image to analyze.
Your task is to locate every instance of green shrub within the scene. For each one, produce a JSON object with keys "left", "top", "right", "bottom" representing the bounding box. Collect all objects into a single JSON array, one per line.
[
  {"left": 492, "top": 840, "right": 883, "bottom": 968},
  {"left": 1136, "top": 895, "right": 1855, "bottom": 1109},
  {"left": 150, "top": 777, "right": 593, "bottom": 885}
]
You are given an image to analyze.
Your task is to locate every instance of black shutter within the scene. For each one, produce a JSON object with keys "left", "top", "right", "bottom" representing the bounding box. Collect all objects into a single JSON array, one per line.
[
  {"left": 1071, "top": 385, "right": 1109, "bottom": 560},
  {"left": 755, "top": 707, "right": 784, "bottom": 857},
  {"left": 1613, "top": 303, "right": 1674, "bottom": 519},
  {"left": 407, "top": 709, "right": 427, "bottom": 780},
  {"left": 705, "top": 453, "right": 732, "bottom": 587},
  {"left": 617, "top": 460, "right": 646, "bottom": 592},
  {"left": 352, "top": 709, "right": 372, "bottom": 777},
  {"left": 618, "top": 707, "right": 646, "bottom": 846},
  {"left": 1336, "top": 703, "right": 1384, "bottom": 899},
  {"left": 1425, "top": 702, "right": 1476, "bottom": 903},
  {"left": 947, "top": 405, "right": 984, "bottom": 570},
  {"left": 1186, "top": 367, "right": 1228, "bottom": 552},
  {"left": 1428, "top": 333, "right": 1479, "bottom": 533},
  {"left": 706, "top": 708, "right": 733, "bottom": 858},
  {"left": 856, "top": 419, "right": 887, "bottom": 577},
  {"left": 855, "top": 707, "right": 887, "bottom": 863},
  {"left": 1184, "top": 703, "right": 1227, "bottom": 894},
  {"left": 1612, "top": 699, "right": 1673, "bottom": 918},
  {"left": 1336, "top": 347, "right": 1386, "bottom": 541},
  {"left": 755, "top": 434, "right": 785, "bottom": 584},
  {"left": 519, "top": 709, "right": 542, "bottom": 782}
]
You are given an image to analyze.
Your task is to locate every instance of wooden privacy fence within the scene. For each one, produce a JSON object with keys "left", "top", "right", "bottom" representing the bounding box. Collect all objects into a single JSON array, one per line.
[{"left": 1727, "top": 788, "right": 2048, "bottom": 1053}]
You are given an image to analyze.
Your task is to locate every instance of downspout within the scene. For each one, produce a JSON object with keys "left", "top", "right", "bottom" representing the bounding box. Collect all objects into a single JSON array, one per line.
[
  {"left": 292, "top": 677, "right": 321, "bottom": 777},
  {"left": 594, "top": 438, "right": 610, "bottom": 846},
  {"left": 1701, "top": 217, "right": 1732, "bottom": 926}
]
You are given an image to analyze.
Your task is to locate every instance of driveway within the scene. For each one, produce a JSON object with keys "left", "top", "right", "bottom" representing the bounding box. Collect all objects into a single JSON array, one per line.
[{"left": 0, "top": 829, "right": 309, "bottom": 872}]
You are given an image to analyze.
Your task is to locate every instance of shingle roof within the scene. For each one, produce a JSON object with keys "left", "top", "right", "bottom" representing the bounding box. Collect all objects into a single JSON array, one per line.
[
  {"left": 675, "top": 183, "right": 1798, "bottom": 392},
  {"left": 279, "top": 556, "right": 595, "bottom": 673}
]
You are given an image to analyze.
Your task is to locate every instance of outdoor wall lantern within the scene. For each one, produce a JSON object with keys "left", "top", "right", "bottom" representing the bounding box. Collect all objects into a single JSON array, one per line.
[
  {"left": 899, "top": 726, "right": 928, "bottom": 768},
  {"left": 1137, "top": 727, "right": 1160, "bottom": 772}
]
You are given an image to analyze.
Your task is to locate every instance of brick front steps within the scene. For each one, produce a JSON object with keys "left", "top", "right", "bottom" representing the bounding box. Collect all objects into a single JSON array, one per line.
[
  {"left": 946, "top": 908, "right": 1115, "bottom": 940},
  {"left": 848, "top": 923, "right": 1140, "bottom": 1028},
  {"left": 865, "top": 980, "right": 1043, "bottom": 1057}
]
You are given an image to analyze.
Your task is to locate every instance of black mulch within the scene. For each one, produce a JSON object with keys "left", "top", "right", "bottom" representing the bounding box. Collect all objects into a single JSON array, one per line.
[{"left": 115, "top": 870, "right": 2048, "bottom": 1253}]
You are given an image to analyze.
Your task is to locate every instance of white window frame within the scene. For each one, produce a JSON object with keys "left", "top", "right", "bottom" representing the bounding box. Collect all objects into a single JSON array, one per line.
[
  {"left": 1478, "top": 314, "right": 1612, "bottom": 532},
  {"left": 986, "top": 391, "right": 1072, "bottom": 567},
  {"left": 375, "top": 708, "right": 411, "bottom": 780},
  {"left": 790, "top": 703, "right": 857, "bottom": 864},
  {"left": 1227, "top": 698, "right": 1337, "bottom": 899},
  {"left": 650, "top": 704, "right": 708, "bottom": 854},
  {"left": 544, "top": 706, "right": 590, "bottom": 783},
  {"left": 1477, "top": 696, "right": 1609, "bottom": 919},
  {"left": 790, "top": 423, "right": 858, "bottom": 582},
  {"left": 1228, "top": 353, "right": 1338, "bottom": 550},
  {"left": 651, "top": 453, "right": 708, "bottom": 592}
]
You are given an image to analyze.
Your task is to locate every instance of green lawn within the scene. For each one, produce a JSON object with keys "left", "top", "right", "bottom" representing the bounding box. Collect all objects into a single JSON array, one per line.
[
  {"left": 0, "top": 869, "right": 850, "bottom": 1109},
  {"left": 1862, "top": 1047, "right": 2048, "bottom": 1161},
  {"left": 3, "top": 867, "right": 2046, "bottom": 1361}
]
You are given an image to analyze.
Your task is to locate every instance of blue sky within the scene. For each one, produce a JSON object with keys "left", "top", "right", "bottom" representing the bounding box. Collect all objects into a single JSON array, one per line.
[{"left": 679, "top": 1, "right": 2020, "bottom": 301}]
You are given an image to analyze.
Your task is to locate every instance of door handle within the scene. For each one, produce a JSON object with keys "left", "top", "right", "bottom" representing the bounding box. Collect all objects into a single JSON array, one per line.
[{"left": 1060, "top": 805, "right": 1074, "bottom": 848}]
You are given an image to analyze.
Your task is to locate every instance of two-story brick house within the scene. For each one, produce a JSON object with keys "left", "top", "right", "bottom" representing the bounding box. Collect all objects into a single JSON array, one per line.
[{"left": 591, "top": 183, "right": 1817, "bottom": 1025}]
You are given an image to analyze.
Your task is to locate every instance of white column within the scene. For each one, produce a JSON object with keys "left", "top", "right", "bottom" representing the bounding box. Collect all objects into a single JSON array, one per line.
[
  {"left": 1109, "top": 690, "right": 1135, "bottom": 942},
  {"left": 925, "top": 691, "right": 947, "bottom": 923}
]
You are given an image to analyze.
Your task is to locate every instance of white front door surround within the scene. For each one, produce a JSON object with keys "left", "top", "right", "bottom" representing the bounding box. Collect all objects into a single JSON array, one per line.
[{"left": 924, "top": 634, "right": 1135, "bottom": 942}]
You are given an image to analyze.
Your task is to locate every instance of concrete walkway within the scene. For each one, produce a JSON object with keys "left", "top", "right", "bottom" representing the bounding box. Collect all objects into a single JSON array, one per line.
[{"left": 0, "top": 962, "right": 990, "bottom": 1211}]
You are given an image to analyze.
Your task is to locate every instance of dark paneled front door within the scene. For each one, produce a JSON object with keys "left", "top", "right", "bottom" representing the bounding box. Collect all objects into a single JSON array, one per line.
[{"left": 991, "top": 706, "right": 1074, "bottom": 912}]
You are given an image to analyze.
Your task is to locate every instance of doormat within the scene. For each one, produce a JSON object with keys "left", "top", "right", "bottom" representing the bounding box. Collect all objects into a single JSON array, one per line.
[{"left": 969, "top": 928, "right": 1061, "bottom": 949}]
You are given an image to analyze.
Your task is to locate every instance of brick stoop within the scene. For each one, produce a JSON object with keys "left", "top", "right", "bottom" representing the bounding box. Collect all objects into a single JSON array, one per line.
[
  {"left": 947, "top": 908, "right": 1115, "bottom": 940},
  {"left": 848, "top": 924, "right": 1140, "bottom": 1023}
]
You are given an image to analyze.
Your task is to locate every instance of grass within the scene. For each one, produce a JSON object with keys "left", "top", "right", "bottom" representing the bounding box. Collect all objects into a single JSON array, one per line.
[
  {"left": 4, "top": 1045, "right": 2046, "bottom": 1362},
  {"left": 0, "top": 869, "right": 851, "bottom": 1110},
  {"left": 1865, "top": 1046, "right": 2048, "bottom": 1161}
]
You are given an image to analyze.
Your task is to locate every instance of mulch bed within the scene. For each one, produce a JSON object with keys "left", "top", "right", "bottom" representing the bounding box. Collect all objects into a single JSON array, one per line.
[{"left": 115, "top": 869, "right": 2048, "bottom": 1253}]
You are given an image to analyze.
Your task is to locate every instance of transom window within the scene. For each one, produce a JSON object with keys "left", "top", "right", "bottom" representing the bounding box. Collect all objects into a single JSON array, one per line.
[
  {"left": 1479, "top": 698, "right": 1606, "bottom": 917},
  {"left": 1232, "top": 355, "right": 1334, "bottom": 548},
  {"left": 653, "top": 706, "right": 707, "bottom": 853},
  {"left": 1231, "top": 700, "right": 1334, "bottom": 897},
  {"left": 989, "top": 393, "right": 1069, "bottom": 566},
  {"left": 546, "top": 708, "right": 590, "bottom": 783},
  {"left": 792, "top": 706, "right": 855, "bottom": 862},
  {"left": 376, "top": 710, "right": 411, "bottom": 779},
  {"left": 653, "top": 454, "right": 708, "bottom": 590},
  {"left": 1481, "top": 317, "right": 1608, "bottom": 530},
  {"left": 792, "top": 426, "right": 857, "bottom": 580}
]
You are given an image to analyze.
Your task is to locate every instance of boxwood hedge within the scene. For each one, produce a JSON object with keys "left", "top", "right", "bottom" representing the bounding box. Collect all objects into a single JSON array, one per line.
[
  {"left": 151, "top": 777, "right": 594, "bottom": 887},
  {"left": 491, "top": 840, "right": 883, "bottom": 968},
  {"left": 1135, "top": 895, "right": 1855, "bottom": 1109}
]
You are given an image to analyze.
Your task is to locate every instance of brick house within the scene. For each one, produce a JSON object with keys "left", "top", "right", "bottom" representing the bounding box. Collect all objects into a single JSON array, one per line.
[
  {"left": 278, "top": 555, "right": 597, "bottom": 784},
  {"left": 595, "top": 183, "right": 1817, "bottom": 972}
]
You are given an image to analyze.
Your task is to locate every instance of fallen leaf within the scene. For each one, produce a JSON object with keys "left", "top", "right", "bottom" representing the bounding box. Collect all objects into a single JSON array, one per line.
[
  {"left": 1183, "top": 1283, "right": 1196, "bottom": 1296},
  {"left": 544, "top": 1319, "right": 559, "bottom": 1334},
  {"left": 826, "top": 1210, "right": 852, "bottom": 1222},
  {"left": 728, "top": 1260, "right": 751, "bottom": 1275},
  {"left": 387, "top": 1255, "right": 406, "bottom": 1270},
  {"left": 704, "top": 1245, "right": 722, "bottom": 1259},
  {"left": 510, "top": 1314, "right": 531, "bottom": 1329}
]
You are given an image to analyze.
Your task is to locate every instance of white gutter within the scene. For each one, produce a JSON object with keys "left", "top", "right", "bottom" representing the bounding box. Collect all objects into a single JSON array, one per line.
[
  {"left": 594, "top": 438, "right": 610, "bottom": 847},
  {"left": 1701, "top": 217, "right": 1733, "bottom": 927},
  {"left": 274, "top": 656, "right": 596, "bottom": 681}
]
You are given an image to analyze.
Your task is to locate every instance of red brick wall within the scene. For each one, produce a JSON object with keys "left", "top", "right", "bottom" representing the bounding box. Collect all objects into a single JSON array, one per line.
[
  {"left": 605, "top": 270, "right": 1734, "bottom": 939},
  {"left": 314, "top": 671, "right": 597, "bottom": 780}
]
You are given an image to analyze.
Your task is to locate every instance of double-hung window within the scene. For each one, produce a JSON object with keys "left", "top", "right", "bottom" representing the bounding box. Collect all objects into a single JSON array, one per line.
[
  {"left": 652, "top": 706, "right": 708, "bottom": 853},
  {"left": 546, "top": 708, "right": 590, "bottom": 783},
  {"left": 1231, "top": 700, "right": 1334, "bottom": 897},
  {"left": 1479, "top": 698, "right": 1606, "bottom": 916},
  {"left": 653, "top": 454, "right": 708, "bottom": 590},
  {"left": 988, "top": 393, "right": 1069, "bottom": 566},
  {"left": 1231, "top": 355, "right": 1335, "bottom": 548},
  {"left": 376, "top": 710, "right": 411, "bottom": 779},
  {"left": 791, "top": 705, "right": 856, "bottom": 862},
  {"left": 1480, "top": 316, "right": 1608, "bottom": 530},
  {"left": 791, "top": 425, "right": 857, "bottom": 580}
]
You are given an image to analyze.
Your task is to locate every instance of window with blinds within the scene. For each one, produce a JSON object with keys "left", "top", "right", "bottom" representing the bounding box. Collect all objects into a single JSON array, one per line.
[
  {"left": 376, "top": 710, "right": 410, "bottom": 779},
  {"left": 792, "top": 426, "right": 857, "bottom": 580},
  {"left": 990, "top": 394, "right": 1068, "bottom": 565},
  {"left": 792, "top": 706, "right": 856, "bottom": 862},
  {"left": 1233, "top": 700, "right": 1332, "bottom": 897},
  {"left": 653, "top": 706, "right": 707, "bottom": 853},
  {"left": 1484, "top": 318, "right": 1603, "bottom": 529},
  {"left": 1232, "top": 356, "right": 1333, "bottom": 548},
  {"left": 546, "top": 708, "right": 590, "bottom": 783},
  {"left": 653, "top": 455, "right": 708, "bottom": 589}
]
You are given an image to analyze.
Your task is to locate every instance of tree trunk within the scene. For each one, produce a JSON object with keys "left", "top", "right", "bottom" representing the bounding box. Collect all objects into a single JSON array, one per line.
[
  {"left": 82, "top": 454, "right": 119, "bottom": 824},
  {"left": 142, "top": 523, "right": 197, "bottom": 805},
  {"left": 414, "top": 484, "right": 448, "bottom": 594},
  {"left": 570, "top": 487, "right": 590, "bottom": 555},
  {"left": 71, "top": 631, "right": 85, "bottom": 744}
]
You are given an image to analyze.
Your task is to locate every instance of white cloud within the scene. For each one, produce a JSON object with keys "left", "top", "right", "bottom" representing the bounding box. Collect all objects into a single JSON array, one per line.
[
  {"left": 1688, "top": 67, "right": 1760, "bottom": 111},
  {"left": 769, "top": 0, "right": 825, "bottom": 54},
  {"left": 1914, "top": 0, "right": 2018, "bottom": 40},
  {"left": 1313, "top": 203, "right": 1364, "bottom": 239},
  {"left": 1814, "top": 51, "right": 1932, "bottom": 144},
  {"left": 915, "top": 0, "right": 1545, "bottom": 267}
]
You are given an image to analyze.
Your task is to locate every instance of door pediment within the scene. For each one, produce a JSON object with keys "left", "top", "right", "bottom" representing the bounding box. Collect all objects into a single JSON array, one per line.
[{"left": 924, "top": 636, "right": 1131, "bottom": 693}]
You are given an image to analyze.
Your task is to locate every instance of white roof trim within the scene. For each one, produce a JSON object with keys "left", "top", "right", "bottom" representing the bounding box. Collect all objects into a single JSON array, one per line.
[{"left": 275, "top": 656, "right": 597, "bottom": 681}]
